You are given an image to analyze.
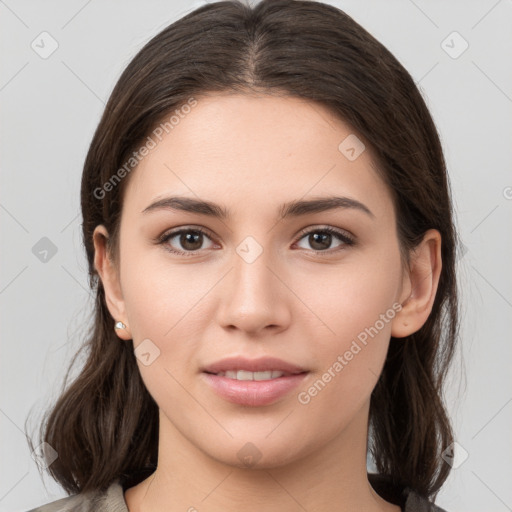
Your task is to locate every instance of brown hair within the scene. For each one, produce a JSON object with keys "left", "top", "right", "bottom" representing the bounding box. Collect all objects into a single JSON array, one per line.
[{"left": 26, "top": 0, "right": 461, "bottom": 501}]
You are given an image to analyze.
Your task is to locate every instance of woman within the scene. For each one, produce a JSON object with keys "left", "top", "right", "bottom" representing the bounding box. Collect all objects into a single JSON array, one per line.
[{"left": 26, "top": 0, "right": 460, "bottom": 510}]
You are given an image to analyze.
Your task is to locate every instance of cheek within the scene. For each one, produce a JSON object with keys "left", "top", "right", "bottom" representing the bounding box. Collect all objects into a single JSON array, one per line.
[
  {"left": 292, "top": 291, "right": 397, "bottom": 436},
  {"left": 120, "top": 238, "right": 203, "bottom": 339},
  {"left": 292, "top": 252, "right": 401, "bottom": 392},
  {"left": 120, "top": 258, "right": 205, "bottom": 407},
  {"left": 118, "top": 238, "right": 218, "bottom": 370}
]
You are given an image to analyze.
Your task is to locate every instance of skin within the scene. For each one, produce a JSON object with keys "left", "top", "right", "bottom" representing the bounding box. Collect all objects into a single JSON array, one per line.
[{"left": 93, "top": 93, "right": 442, "bottom": 512}]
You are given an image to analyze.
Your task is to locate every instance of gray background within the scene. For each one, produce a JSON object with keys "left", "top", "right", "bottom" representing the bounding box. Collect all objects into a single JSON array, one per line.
[{"left": 1, "top": 1, "right": 511, "bottom": 511}]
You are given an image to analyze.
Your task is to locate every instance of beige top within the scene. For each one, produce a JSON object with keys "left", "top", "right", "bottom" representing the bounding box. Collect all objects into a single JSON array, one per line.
[{"left": 25, "top": 474, "right": 448, "bottom": 512}]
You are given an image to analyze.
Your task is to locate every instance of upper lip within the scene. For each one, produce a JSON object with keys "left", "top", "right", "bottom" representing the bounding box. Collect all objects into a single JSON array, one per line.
[{"left": 201, "top": 356, "right": 308, "bottom": 375}]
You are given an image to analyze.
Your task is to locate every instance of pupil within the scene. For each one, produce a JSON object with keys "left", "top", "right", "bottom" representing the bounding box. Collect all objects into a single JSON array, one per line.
[
  {"left": 181, "top": 231, "right": 202, "bottom": 250},
  {"left": 310, "top": 232, "right": 330, "bottom": 250}
]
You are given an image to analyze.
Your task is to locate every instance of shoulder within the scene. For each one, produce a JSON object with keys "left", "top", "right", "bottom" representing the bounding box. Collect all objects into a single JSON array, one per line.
[{"left": 24, "top": 479, "right": 128, "bottom": 512}]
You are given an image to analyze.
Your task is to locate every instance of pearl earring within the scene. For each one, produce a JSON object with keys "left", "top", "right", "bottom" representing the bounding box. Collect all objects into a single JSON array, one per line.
[{"left": 115, "top": 321, "right": 127, "bottom": 330}]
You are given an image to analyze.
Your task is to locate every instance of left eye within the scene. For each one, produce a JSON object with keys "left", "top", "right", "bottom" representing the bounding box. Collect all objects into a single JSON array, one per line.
[
  {"left": 158, "top": 226, "right": 355, "bottom": 256},
  {"left": 294, "top": 227, "right": 355, "bottom": 252}
]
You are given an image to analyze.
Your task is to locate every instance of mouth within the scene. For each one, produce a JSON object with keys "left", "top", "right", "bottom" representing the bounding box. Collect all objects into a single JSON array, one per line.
[
  {"left": 200, "top": 355, "right": 309, "bottom": 406},
  {"left": 203, "top": 369, "right": 305, "bottom": 380},
  {"left": 201, "top": 370, "right": 310, "bottom": 406},
  {"left": 201, "top": 355, "right": 308, "bottom": 376}
]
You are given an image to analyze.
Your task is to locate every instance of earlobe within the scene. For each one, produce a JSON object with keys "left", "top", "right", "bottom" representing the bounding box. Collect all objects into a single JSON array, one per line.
[
  {"left": 93, "top": 225, "right": 132, "bottom": 340},
  {"left": 391, "top": 229, "right": 442, "bottom": 339}
]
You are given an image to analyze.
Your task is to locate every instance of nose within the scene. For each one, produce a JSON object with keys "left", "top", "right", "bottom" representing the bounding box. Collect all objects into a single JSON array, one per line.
[{"left": 215, "top": 246, "right": 292, "bottom": 336}]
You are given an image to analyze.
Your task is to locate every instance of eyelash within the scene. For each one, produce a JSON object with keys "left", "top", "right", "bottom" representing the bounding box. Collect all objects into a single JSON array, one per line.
[{"left": 156, "top": 225, "right": 356, "bottom": 257}]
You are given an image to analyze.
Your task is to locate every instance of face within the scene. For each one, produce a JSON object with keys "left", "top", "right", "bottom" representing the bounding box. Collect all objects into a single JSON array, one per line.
[{"left": 97, "top": 93, "right": 414, "bottom": 470}]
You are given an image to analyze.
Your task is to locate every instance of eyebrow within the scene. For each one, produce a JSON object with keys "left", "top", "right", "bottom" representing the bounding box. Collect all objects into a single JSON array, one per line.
[{"left": 141, "top": 195, "right": 375, "bottom": 220}]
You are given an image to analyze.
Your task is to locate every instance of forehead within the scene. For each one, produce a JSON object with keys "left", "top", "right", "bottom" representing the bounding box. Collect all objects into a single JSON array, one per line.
[{"left": 123, "top": 93, "right": 393, "bottom": 221}]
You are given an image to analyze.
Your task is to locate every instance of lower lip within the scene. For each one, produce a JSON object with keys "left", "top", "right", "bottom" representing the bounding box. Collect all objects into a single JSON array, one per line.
[{"left": 201, "top": 372, "right": 309, "bottom": 406}]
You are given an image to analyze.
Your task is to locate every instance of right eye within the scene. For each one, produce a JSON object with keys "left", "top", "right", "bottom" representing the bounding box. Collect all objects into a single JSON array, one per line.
[{"left": 158, "top": 227, "right": 217, "bottom": 256}]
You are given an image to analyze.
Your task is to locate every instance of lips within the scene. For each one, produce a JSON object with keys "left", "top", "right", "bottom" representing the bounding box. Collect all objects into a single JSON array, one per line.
[
  {"left": 201, "top": 355, "right": 308, "bottom": 376},
  {"left": 201, "top": 372, "right": 309, "bottom": 406}
]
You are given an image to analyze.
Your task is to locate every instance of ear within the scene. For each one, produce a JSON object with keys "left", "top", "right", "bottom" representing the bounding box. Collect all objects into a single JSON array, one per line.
[
  {"left": 93, "top": 225, "right": 132, "bottom": 340},
  {"left": 391, "top": 229, "right": 442, "bottom": 338}
]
